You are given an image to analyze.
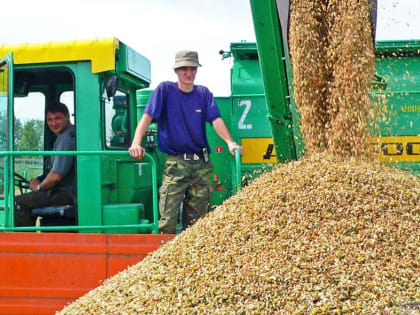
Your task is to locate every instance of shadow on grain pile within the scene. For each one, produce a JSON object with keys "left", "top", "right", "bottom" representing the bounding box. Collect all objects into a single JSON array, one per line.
[{"left": 58, "top": 153, "right": 420, "bottom": 314}]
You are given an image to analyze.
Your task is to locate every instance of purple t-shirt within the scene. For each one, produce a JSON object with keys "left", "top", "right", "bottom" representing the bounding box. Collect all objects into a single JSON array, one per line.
[{"left": 144, "top": 81, "right": 221, "bottom": 155}]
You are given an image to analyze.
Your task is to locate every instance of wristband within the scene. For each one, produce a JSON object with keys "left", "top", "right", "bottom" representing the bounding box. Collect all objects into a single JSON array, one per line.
[
  {"left": 37, "top": 184, "right": 41, "bottom": 191},
  {"left": 227, "top": 141, "right": 237, "bottom": 147}
]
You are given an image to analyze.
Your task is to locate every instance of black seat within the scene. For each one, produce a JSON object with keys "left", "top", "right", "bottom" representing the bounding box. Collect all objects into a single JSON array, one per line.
[
  {"left": 31, "top": 205, "right": 76, "bottom": 227},
  {"left": 31, "top": 205, "right": 75, "bottom": 218}
]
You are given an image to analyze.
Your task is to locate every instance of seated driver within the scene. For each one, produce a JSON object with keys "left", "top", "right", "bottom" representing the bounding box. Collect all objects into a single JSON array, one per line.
[{"left": 15, "top": 102, "right": 76, "bottom": 226}]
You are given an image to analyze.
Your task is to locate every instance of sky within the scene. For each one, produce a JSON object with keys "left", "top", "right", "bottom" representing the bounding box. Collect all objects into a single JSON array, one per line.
[{"left": 1, "top": 0, "right": 420, "bottom": 98}]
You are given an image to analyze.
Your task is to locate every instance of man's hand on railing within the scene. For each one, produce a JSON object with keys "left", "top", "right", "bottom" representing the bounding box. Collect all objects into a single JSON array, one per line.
[
  {"left": 228, "top": 141, "right": 244, "bottom": 156},
  {"left": 129, "top": 144, "right": 146, "bottom": 161}
]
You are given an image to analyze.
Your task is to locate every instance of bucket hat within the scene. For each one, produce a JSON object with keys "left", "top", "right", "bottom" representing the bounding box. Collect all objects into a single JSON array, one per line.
[{"left": 173, "top": 50, "right": 202, "bottom": 69}]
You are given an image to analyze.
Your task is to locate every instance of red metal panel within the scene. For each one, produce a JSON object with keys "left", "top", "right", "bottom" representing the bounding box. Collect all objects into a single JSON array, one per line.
[
  {"left": 106, "top": 234, "right": 174, "bottom": 254},
  {"left": 0, "top": 232, "right": 175, "bottom": 315},
  {"left": 0, "top": 297, "right": 67, "bottom": 315},
  {"left": 0, "top": 232, "right": 107, "bottom": 253},
  {"left": 107, "top": 234, "right": 174, "bottom": 278},
  {"left": 106, "top": 234, "right": 174, "bottom": 277}
]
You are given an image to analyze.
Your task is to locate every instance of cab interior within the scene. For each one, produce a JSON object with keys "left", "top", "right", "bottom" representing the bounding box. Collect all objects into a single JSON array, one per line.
[{"left": 13, "top": 67, "right": 77, "bottom": 227}]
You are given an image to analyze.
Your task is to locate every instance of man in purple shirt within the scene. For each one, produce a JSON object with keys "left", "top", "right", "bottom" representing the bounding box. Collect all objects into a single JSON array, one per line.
[{"left": 129, "top": 50, "right": 243, "bottom": 234}]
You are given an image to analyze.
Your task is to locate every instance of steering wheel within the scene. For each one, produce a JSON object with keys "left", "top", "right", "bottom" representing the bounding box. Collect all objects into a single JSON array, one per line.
[{"left": 14, "top": 172, "right": 30, "bottom": 195}]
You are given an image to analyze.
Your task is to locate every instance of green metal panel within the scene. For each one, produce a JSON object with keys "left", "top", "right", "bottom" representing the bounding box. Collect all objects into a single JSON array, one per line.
[
  {"left": 136, "top": 89, "right": 154, "bottom": 119},
  {"left": 249, "top": 0, "right": 297, "bottom": 162},
  {"left": 230, "top": 43, "right": 270, "bottom": 138},
  {"left": 208, "top": 96, "right": 234, "bottom": 206},
  {"left": 73, "top": 62, "right": 103, "bottom": 232},
  {"left": 135, "top": 89, "right": 166, "bottom": 188},
  {"left": 116, "top": 43, "right": 151, "bottom": 88},
  {"left": 99, "top": 87, "right": 157, "bottom": 227},
  {"left": 231, "top": 95, "right": 269, "bottom": 138},
  {"left": 115, "top": 162, "right": 154, "bottom": 220},
  {"left": 375, "top": 40, "right": 420, "bottom": 55},
  {"left": 227, "top": 42, "right": 276, "bottom": 186},
  {"left": 103, "top": 203, "right": 145, "bottom": 234},
  {"left": 372, "top": 40, "right": 420, "bottom": 174},
  {"left": 230, "top": 43, "right": 264, "bottom": 95}
]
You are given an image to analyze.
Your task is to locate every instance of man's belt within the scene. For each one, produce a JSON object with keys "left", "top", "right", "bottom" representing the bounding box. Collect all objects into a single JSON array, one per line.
[{"left": 172, "top": 153, "right": 204, "bottom": 161}]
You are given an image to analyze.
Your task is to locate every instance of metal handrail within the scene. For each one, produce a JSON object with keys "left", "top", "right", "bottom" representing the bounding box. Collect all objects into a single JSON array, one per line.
[
  {"left": 234, "top": 149, "right": 242, "bottom": 192},
  {"left": 0, "top": 150, "right": 159, "bottom": 234}
]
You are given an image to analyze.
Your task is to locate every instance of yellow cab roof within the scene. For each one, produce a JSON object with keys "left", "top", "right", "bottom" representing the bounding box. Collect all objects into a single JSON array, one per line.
[{"left": 0, "top": 38, "right": 119, "bottom": 73}]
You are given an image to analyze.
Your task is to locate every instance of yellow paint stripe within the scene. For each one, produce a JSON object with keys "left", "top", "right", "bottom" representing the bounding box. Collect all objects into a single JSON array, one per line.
[
  {"left": 242, "top": 138, "right": 277, "bottom": 164},
  {"left": 0, "top": 63, "right": 8, "bottom": 95},
  {"left": 370, "top": 136, "right": 420, "bottom": 163},
  {"left": 0, "top": 38, "right": 119, "bottom": 73}
]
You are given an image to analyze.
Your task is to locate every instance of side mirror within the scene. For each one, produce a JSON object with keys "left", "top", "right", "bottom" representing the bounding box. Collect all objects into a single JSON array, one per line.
[{"left": 105, "top": 75, "right": 118, "bottom": 100}]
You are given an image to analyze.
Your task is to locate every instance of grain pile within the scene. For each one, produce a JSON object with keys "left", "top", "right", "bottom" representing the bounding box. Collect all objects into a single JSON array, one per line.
[
  {"left": 289, "top": 0, "right": 376, "bottom": 157},
  {"left": 58, "top": 154, "right": 420, "bottom": 314}
]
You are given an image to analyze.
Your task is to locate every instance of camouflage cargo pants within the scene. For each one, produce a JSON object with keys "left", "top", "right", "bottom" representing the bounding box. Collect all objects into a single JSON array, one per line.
[{"left": 158, "top": 155, "right": 213, "bottom": 234}]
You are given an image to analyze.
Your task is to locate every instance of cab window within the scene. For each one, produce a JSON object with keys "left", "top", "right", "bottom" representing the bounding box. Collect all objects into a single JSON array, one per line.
[
  {"left": 14, "top": 92, "right": 45, "bottom": 183},
  {"left": 60, "top": 91, "right": 75, "bottom": 124},
  {"left": 104, "top": 90, "right": 130, "bottom": 148}
]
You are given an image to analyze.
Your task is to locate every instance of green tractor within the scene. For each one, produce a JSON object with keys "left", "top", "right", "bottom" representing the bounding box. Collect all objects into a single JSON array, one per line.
[{"left": 0, "top": 37, "right": 246, "bottom": 313}]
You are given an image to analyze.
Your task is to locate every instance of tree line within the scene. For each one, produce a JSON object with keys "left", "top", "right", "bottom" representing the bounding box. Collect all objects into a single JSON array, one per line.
[
  {"left": 0, "top": 114, "right": 44, "bottom": 150},
  {"left": 15, "top": 119, "right": 44, "bottom": 151}
]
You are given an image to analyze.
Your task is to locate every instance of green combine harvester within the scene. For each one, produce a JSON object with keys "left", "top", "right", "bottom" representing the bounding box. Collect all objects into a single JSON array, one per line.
[{"left": 0, "top": 0, "right": 418, "bottom": 313}]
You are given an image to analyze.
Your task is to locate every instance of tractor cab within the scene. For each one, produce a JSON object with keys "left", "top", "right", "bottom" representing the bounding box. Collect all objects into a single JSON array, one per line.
[{"left": 0, "top": 38, "right": 156, "bottom": 232}]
